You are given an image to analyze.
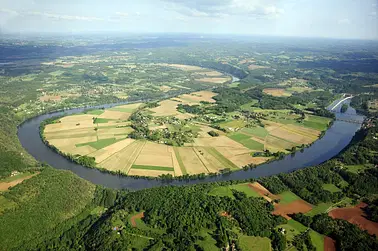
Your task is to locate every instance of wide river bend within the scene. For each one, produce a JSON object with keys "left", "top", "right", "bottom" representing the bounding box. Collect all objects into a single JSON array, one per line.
[{"left": 18, "top": 98, "right": 364, "bottom": 190}]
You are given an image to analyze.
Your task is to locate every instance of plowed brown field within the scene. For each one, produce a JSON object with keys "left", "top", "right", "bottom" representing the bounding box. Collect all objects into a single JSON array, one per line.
[
  {"left": 324, "top": 237, "right": 336, "bottom": 251},
  {"left": 329, "top": 202, "right": 378, "bottom": 236},
  {"left": 273, "top": 200, "right": 313, "bottom": 219}
]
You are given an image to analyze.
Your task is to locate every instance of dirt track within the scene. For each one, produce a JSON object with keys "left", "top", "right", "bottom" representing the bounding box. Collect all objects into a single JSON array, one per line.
[
  {"left": 0, "top": 173, "right": 39, "bottom": 191},
  {"left": 130, "top": 212, "right": 144, "bottom": 227},
  {"left": 248, "top": 182, "right": 280, "bottom": 202}
]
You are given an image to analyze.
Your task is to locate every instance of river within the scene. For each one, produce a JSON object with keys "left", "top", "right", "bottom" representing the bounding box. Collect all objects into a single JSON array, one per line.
[{"left": 17, "top": 98, "right": 364, "bottom": 190}]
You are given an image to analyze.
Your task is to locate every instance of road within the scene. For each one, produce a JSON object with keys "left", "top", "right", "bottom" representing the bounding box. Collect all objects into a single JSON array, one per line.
[{"left": 329, "top": 96, "right": 353, "bottom": 111}]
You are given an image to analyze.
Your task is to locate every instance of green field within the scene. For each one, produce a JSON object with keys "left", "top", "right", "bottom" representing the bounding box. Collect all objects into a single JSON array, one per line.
[
  {"left": 278, "top": 218, "right": 326, "bottom": 250},
  {"left": 228, "top": 134, "right": 265, "bottom": 151},
  {"left": 208, "top": 186, "right": 234, "bottom": 198},
  {"left": 240, "top": 100, "right": 259, "bottom": 111},
  {"left": 173, "top": 147, "right": 187, "bottom": 175},
  {"left": 122, "top": 233, "right": 151, "bottom": 250},
  {"left": 237, "top": 138, "right": 265, "bottom": 150},
  {"left": 278, "top": 219, "right": 307, "bottom": 241},
  {"left": 305, "top": 203, "right": 333, "bottom": 216},
  {"left": 196, "top": 229, "right": 219, "bottom": 251},
  {"left": 220, "top": 120, "right": 247, "bottom": 129},
  {"left": 238, "top": 236, "right": 271, "bottom": 251},
  {"left": 344, "top": 164, "right": 368, "bottom": 173},
  {"left": 278, "top": 191, "right": 301, "bottom": 204},
  {"left": 94, "top": 118, "right": 114, "bottom": 124},
  {"left": 309, "top": 230, "right": 325, "bottom": 251},
  {"left": 230, "top": 183, "right": 261, "bottom": 198},
  {"left": 209, "top": 183, "right": 261, "bottom": 198},
  {"left": 128, "top": 211, "right": 165, "bottom": 234},
  {"left": 322, "top": 183, "right": 342, "bottom": 193},
  {"left": 241, "top": 126, "right": 269, "bottom": 138},
  {"left": 303, "top": 115, "right": 330, "bottom": 131},
  {"left": 76, "top": 137, "right": 125, "bottom": 150},
  {"left": 131, "top": 165, "right": 174, "bottom": 172},
  {"left": 86, "top": 109, "right": 105, "bottom": 115},
  {"left": 229, "top": 133, "right": 250, "bottom": 141}
]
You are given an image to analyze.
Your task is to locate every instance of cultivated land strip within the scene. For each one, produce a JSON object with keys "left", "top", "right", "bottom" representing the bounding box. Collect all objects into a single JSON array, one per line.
[{"left": 173, "top": 147, "right": 187, "bottom": 175}]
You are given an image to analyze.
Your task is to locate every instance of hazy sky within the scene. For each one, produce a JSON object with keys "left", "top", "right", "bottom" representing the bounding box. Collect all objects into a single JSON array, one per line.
[{"left": 1, "top": 0, "right": 377, "bottom": 40}]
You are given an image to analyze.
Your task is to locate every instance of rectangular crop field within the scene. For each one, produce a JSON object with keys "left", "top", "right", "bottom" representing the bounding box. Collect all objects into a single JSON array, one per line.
[
  {"left": 309, "top": 230, "right": 325, "bottom": 251},
  {"left": 238, "top": 236, "right": 271, "bottom": 251},
  {"left": 322, "top": 184, "right": 342, "bottom": 193},
  {"left": 97, "top": 110, "right": 131, "bottom": 120},
  {"left": 173, "top": 147, "right": 187, "bottom": 175},
  {"left": 229, "top": 183, "right": 261, "bottom": 198},
  {"left": 220, "top": 120, "right": 247, "bottom": 129},
  {"left": 278, "top": 191, "right": 302, "bottom": 204},
  {"left": 109, "top": 103, "right": 142, "bottom": 113},
  {"left": 228, "top": 133, "right": 265, "bottom": 151},
  {"left": 149, "top": 100, "right": 180, "bottom": 117},
  {"left": 176, "top": 147, "right": 208, "bottom": 175},
  {"left": 86, "top": 109, "right": 105, "bottom": 115},
  {"left": 228, "top": 133, "right": 250, "bottom": 142},
  {"left": 208, "top": 186, "right": 234, "bottom": 198},
  {"left": 76, "top": 137, "right": 123, "bottom": 150},
  {"left": 204, "top": 147, "right": 239, "bottom": 170},
  {"left": 128, "top": 169, "right": 174, "bottom": 177},
  {"left": 94, "top": 118, "right": 113, "bottom": 124},
  {"left": 278, "top": 219, "right": 307, "bottom": 241},
  {"left": 88, "top": 138, "right": 135, "bottom": 163},
  {"left": 99, "top": 141, "right": 145, "bottom": 173},
  {"left": 306, "top": 203, "right": 333, "bottom": 216},
  {"left": 131, "top": 165, "right": 174, "bottom": 172},
  {"left": 241, "top": 127, "right": 269, "bottom": 138}
]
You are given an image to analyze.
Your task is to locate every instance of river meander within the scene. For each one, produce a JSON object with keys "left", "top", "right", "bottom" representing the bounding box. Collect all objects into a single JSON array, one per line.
[{"left": 17, "top": 98, "right": 364, "bottom": 190}]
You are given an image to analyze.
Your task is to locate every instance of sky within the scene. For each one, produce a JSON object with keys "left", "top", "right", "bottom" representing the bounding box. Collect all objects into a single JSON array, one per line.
[{"left": 0, "top": 0, "right": 377, "bottom": 40}]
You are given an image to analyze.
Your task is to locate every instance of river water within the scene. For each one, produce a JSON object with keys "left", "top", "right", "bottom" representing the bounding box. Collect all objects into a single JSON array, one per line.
[{"left": 17, "top": 98, "right": 364, "bottom": 190}]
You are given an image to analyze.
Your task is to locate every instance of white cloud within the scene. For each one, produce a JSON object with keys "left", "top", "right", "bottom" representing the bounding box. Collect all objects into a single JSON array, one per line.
[
  {"left": 32, "top": 12, "right": 105, "bottom": 21},
  {"left": 115, "top": 12, "right": 129, "bottom": 17},
  {"left": 0, "top": 8, "right": 20, "bottom": 16},
  {"left": 338, "top": 18, "right": 350, "bottom": 24},
  {"left": 162, "top": 0, "right": 284, "bottom": 19}
]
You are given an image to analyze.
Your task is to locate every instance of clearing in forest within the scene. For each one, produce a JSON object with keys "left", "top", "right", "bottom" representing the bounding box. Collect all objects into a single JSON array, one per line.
[
  {"left": 0, "top": 173, "right": 39, "bottom": 191},
  {"left": 238, "top": 236, "right": 271, "bottom": 251},
  {"left": 197, "top": 77, "right": 231, "bottom": 84},
  {"left": 273, "top": 199, "right": 313, "bottom": 219},
  {"left": 247, "top": 182, "right": 280, "bottom": 202},
  {"left": 263, "top": 88, "right": 292, "bottom": 97},
  {"left": 130, "top": 212, "right": 145, "bottom": 228}
]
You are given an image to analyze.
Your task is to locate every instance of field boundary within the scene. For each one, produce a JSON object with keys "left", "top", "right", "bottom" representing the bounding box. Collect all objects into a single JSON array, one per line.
[
  {"left": 205, "top": 147, "right": 239, "bottom": 170},
  {"left": 173, "top": 147, "right": 187, "bottom": 175},
  {"left": 126, "top": 141, "right": 147, "bottom": 174},
  {"left": 131, "top": 165, "right": 174, "bottom": 172}
]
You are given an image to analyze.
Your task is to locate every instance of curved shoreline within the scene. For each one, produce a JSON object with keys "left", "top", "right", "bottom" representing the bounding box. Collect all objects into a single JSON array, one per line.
[{"left": 18, "top": 98, "right": 364, "bottom": 190}]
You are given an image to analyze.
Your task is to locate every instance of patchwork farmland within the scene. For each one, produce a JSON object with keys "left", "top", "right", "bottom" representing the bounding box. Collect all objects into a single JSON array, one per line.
[{"left": 43, "top": 88, "right": 331, "bottom": 177}]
